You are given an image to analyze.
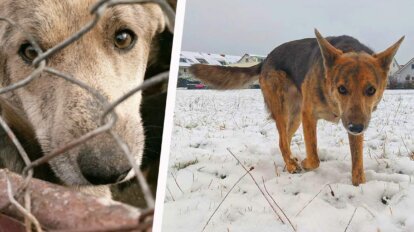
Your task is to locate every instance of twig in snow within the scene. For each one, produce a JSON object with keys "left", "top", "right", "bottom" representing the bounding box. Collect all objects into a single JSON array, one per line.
[
  {"left": 328, "top": 184, "right": 335, "bottom": 197},
  {"left": 262, "top": 177, "right": 296, "bottom": 231},
  {"left": 226, "top": 149, "right": 286, "bottom": 225},
  {"left": 391, "top": 100, "right": 402, "bottom": 125},
  {"left": 294, "top": 184, "right": 329, "bottom": 217},
  {"left": 360, "top": 204, "right": 376, "bottom": 218},
  {"left": 208, "top": 179, "right": 214, "bottom": 188},
  {"left": 171, "top": 172, "right": 184, "bottom": 194},
  {"left": 201, "top": 167, "right": 253, "bottom": 232},
  {"left": 273, "top": 162, "right": 280, "bottom": 177},
  {"left": 167, "top": 186, "right": 175, "bottom": 202},
  {"left": 382, "top": 132, "right": 388, "bottom": 158},
  {"left": 369, "top": 149, "right": 381, "bottom": 165},
  {"left": 344, "top": 207, "right": 358, "bottom": 232},
  {"left": 400, "top": 135, "right": 412, "bottom": 156}
]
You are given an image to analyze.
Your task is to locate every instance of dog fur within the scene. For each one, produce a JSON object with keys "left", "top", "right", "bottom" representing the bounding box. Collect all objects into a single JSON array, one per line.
[
  {"left": 0, "top": 0, "right": 168, "bottom": 197},
  {"left": 190, "top": 29, "right": 403, "bottom": 186}
]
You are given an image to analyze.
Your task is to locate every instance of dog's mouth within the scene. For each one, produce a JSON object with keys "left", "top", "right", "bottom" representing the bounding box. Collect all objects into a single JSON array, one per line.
[
  {"left": 346, "top": 129, "right": 365, "bottom": 136},
  {"left": 120, "top": 169, "right": 137, "bottom": 183},
  {"left": 342, "top": 121, "right": 369, "bottom": 136}
]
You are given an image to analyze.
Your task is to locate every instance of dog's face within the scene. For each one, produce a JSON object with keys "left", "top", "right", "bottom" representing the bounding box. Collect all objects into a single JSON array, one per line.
[
  {"left": 315, "top": 30, "right": 403, "bottom": 135},
  {"left": 0, "top": 0, "right": 166, "bottom": 185}
]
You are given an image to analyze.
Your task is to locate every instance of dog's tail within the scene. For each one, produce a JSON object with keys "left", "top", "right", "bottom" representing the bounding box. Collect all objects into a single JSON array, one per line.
[{"left": 189, "top": 63, "right": 262, "bottom": 89}]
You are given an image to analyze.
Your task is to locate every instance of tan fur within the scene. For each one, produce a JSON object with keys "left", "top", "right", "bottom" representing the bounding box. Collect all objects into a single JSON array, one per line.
[
  {"left": 192, "top": 30, "right": 403, "bottom": 186},
  {"left": 0, "top": 0, "right": 167, "bottom": 196},
  {"left": 260, "top": 69, "right": 302, "bottom": 173},
  {"left": 190, "top": 63, "right": 262, "bottom": 89}
]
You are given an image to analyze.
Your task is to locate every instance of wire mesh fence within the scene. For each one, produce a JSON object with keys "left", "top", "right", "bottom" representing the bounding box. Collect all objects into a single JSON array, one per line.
[{"left": 0, "top": 0, "right": 175, "bottom": 231}]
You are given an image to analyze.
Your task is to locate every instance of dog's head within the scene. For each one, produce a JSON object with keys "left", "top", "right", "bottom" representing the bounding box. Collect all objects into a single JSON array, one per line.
[
  {"left": 315, "top": 29, "right": 403, "bottom": 135},
  {"left": 0, "top": 0, "right": 167, "bottom": 185}
]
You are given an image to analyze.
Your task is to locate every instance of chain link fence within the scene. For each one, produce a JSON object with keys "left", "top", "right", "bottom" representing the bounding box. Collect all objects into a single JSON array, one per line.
[{"left": 0, "top": 0, "right": 175, "bottom": 231}]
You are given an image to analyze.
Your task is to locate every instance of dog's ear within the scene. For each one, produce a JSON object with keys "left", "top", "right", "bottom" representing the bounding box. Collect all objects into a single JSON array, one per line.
[
  {"left": 373, "top": 36, "right": 404, "bottom": 71},
  {"left": 315, "top": 29, "right": 343, "bottom": 68},
  {"left": 159, "top": 0, "right": 176, "bottom": 34}
]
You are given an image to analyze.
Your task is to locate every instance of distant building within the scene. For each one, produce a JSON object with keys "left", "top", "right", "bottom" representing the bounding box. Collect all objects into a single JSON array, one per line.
[
  {"left": 390, "top": 57, "right": 414, "bottom": 88},
  {"left": 388, "top": 58, "right": 400, "bottom": 76},
  {"left": 236, "top": 54, "right": 266, "bottom": 66}
]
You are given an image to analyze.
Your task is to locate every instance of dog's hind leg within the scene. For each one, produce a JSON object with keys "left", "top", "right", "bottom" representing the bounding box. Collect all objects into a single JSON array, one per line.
[
  {"left": 260, "top": 69, "right": 302, "bottom": 173},
  {"left": 301, "top": 84, "right": 320, "bottom": 171}
]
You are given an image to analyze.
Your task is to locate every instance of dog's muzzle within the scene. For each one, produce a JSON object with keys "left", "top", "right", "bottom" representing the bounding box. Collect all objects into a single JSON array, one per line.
[{"left": 347, "top": 123, "right": 365, "bottom": 135}]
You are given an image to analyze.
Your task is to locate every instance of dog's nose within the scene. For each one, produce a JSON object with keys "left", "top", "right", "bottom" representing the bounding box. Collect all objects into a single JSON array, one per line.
[
  {"left": 81, "top": 167, "right": 132, "bottom": 185},
  {"left": 77, "top": 144, "right": 134, "bottom": 185},
  {"left": 347, "top": 124, "right": 364, "bottom": 134}
]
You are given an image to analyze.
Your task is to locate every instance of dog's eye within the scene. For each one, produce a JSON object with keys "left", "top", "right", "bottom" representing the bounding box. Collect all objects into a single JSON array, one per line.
[
  {"left": 338, "top": 85, "right": 348, "bottom": 95},
  {"left": 19, "top": 43, "right": 39, "bottom": 63},
  {"left": 114, "top": 29, "right": 136, "bottom": 50},
  {"left": 365, "top": 86, "right": 376, "bottom": 96}
]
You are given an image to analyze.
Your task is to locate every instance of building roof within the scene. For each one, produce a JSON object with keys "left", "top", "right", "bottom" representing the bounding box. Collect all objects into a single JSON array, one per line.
[
  {"left": 240, "top": 53, "right": 266, "bottom": 58},
  {"left": 237, "top": 53, "right": 267, "bottom": 63},
  {"left": 395, "top": 57, "right": 414, "bottom": 74},
  {"left": 180, "top": 51, "right": 241, "bottom": 67}
]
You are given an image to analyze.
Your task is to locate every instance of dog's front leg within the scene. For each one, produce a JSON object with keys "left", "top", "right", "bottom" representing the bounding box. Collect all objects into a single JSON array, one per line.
[
  {"left": 301, "top": 110, "right": 320, "bottom": 170},
  {"left": 348, "top": 134, "right": 365, "bottom": 186}
]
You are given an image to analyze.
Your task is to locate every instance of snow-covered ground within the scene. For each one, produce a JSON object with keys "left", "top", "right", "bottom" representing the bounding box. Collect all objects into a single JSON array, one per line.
[{"left": 162, "top": 89, "right": 414, "bottom": 232}]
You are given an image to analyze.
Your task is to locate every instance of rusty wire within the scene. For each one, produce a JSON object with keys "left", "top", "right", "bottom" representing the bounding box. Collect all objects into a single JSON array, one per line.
[{"left": 0, "top": 0, "right": 175, "bottom": 231}]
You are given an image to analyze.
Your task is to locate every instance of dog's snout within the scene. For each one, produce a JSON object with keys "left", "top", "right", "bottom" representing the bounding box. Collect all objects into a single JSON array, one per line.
[
  {"left": 81, "top": 166, "right": 132, "bottom": 185},
  {"left": 77, "top": 148, "right": 132, "bottom": 185},
  {"left": 347, "top": 123, "right": 364, "bottom": 134}
]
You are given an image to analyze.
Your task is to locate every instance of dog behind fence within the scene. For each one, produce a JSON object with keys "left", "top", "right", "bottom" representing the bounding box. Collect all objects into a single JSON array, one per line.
[{"left": 0, "top": 0, "right": 175, "bottom": 231}]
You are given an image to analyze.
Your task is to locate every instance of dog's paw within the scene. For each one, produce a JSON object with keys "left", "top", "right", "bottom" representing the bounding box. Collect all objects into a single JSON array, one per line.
[
  {"left": 286, "top": 158, "right": 302, "bottom": 173},
  {"left": 301, "top": 158, "right": 320, "bottom": 171},
  {"left": 352, "top": 172, "right": 366, "bottom": 186}
]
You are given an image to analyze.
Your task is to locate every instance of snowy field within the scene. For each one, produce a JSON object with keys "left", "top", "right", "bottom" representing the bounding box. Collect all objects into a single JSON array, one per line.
[{"left": 162, "top": 89, "right": 414, "bottom": 232}]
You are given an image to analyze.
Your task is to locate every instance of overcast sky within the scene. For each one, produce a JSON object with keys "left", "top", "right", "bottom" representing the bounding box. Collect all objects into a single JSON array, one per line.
[{"left": 181, "top": 0, "right": 413, "bottom": 65}]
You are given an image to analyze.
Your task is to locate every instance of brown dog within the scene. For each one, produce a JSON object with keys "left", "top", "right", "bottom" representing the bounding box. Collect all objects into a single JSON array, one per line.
[
  {"left": 0, "top": 0, "right": 169, "bottom": 197},
  {"left": 190, "top": 29, "right": 403, "bottom": 186}
]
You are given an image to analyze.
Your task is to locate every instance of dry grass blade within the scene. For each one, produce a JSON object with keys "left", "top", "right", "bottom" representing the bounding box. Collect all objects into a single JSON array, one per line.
[
  {"left": 294, "top": 184, "right": 329, "bottom": 218},
  {"left": 262, "top": 177, "right": 296, "bottom": 231},
  {"left": 226, "top": 148, "right": 286, "bottom": 225},
  {"left": 201, "top": 167, "right": 253, "bottom": 232},
  {"left": 344, "top": 207, "right": 358, "bottom": 232},
  {"left": 171, "top": 172, "right": 184, "bottom": 194}
]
